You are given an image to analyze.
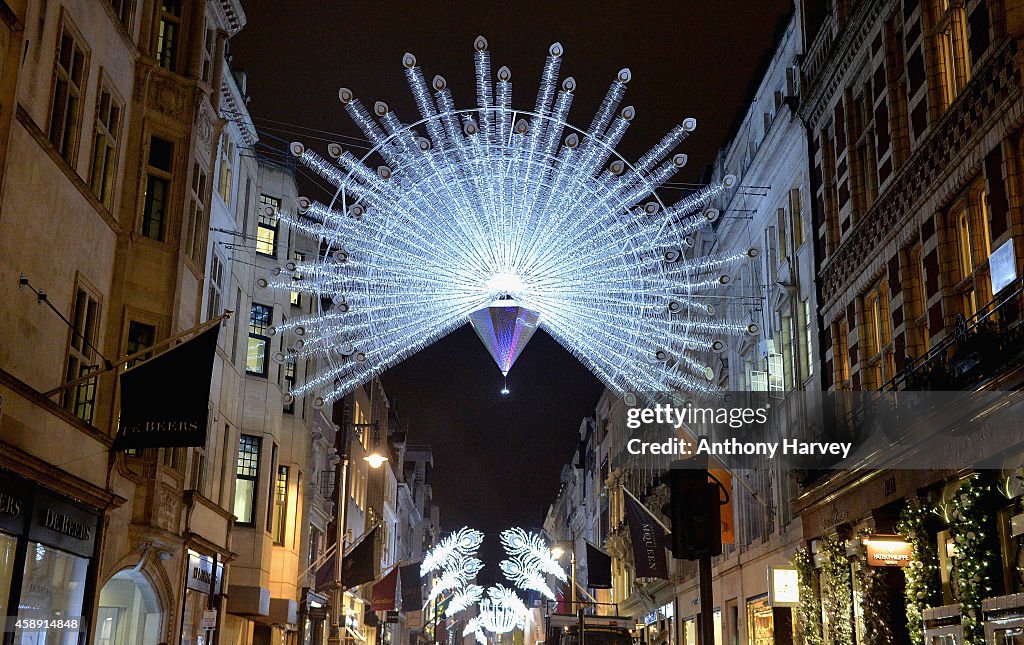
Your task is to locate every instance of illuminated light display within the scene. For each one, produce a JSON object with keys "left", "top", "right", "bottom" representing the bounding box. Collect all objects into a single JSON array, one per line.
[
  {"left": 498, "top": 527, "right": 566, "bottom": 600},
  {"left": 420, "top": 527, "right": 485, "bottom": 605},
  {"left": 270, "top": 38, "right": 752, "bottom": 404}
]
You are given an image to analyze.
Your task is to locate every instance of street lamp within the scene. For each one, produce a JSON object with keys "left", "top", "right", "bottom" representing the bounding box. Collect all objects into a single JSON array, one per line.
[
  {"left": 552, "top": 538, "right": 585, "bottom": 645},
  {"left": 363, "top": 429, "right": 389, "bottom": 469},
  {"left": 328, "top": 418, "right": 387, "bottom": 645}
]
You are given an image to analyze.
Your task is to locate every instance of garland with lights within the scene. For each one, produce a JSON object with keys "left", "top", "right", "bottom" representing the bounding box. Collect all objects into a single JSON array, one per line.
[
  {"left": 896, "top": 496, "right": 942, "bottom": 645},
  {"left": 852, "top": 529, "right": 894, "bottom": 645},
  {"left": 792, "top": 548, "right": 823, "bottom": 645},
  {"left": 819, "top": 537, "right": 854, "bottom": 645},
  {"left": 948, "top": 477, "right": 995, "bottom": 645}
]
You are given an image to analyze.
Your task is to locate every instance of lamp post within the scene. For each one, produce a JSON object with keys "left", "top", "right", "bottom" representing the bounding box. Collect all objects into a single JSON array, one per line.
[
  {"left": 552, "top": 536, "right": 585, "bottom": 645},
  {"left": 327, "top": 413, "right": 388, "bottom": 645}
]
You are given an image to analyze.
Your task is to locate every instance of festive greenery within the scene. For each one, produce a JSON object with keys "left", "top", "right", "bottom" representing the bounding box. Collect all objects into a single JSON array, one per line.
[
  {"left": 793, "top": 548, "right": 823, "bottom": 645},
  {"left": 897, "top": 496, "right": 942, "bottom": 645},
  {"left": 948, "top": 477, "right": 996, "bottom": 645},
  {"left": 819, "top": 537, "right": 855, "bottom": 645},
  {"left": 853, "top": 529, "right": 894, "bottom": 645}
]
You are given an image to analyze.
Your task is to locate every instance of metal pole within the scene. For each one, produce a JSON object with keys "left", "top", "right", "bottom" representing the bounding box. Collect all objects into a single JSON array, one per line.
[
  {"left": 698, "top": 555, "right": 713, "bottom": 645},
  {"left": 328, "top": 415, "right": 351, "bottom": 645},
  {"left": 573, "top": 534, "right": 584, "bottom": 645}
]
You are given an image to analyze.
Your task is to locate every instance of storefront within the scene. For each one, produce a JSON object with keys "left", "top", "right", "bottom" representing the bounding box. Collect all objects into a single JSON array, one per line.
[
  {"left": 639, "top": 602, "right": 675, "bottom": 644},
  {"left": 299, "top": 587, "right": 329, "bottom": 645},
  {"left": 93, "top": 568, "right": 164, "bottom": 645},
  {"left": 0, "top": 469, "right": 101, "bottom": 643},
  {"left": 180, "top": 549, "right": 224, "bottom": 645}
]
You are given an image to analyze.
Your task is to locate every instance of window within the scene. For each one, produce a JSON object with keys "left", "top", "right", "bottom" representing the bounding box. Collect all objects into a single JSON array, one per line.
[
  {"left": 308, "top": 525, "right": 323, "bottom": 568},
  {"left": 217, "top": 133, "right": 233, "bottom": 205},
  {"left": 833, "top": 320, "right": 851, "bottom": 389},
  {"left": 231, "top": 287, "right": 243, "bottom": 366},
  {"left": 247, "top": 304, "right": 272, "bottom": 376},
  {"left": 89, "top": 86, "right": 121, "bottom": 208},
  {"left": 950, "top": 183, "right": 992, "bottom": 319},
  {"left": 257, "top": 194, "right": 281, "bottom": 256},
  {"left": 863, "top": 282, "right": 895, "bottom": 388},
  {"left": 141, "top": 136, "right": 174, "bottom": 240},
  {"left": 191, "top": 446, "right": 206, "bottom": 494},
  {"left": 200, "top": 21, "right": 215, "bottom": 84},
  {"left": 125, "top": 320, "right": 155, "bottom": 368},
  {"left": 207, "top": 252, "right": 225, "bottom": 322},
  {"left": 185, "top": 164, "right": 207, "bottom": 264},
  {"left": 935, "top": 0, "right": 970, "bottom": 109},
  {"left": 233, "top": 435, "right": 260, "bottom": 525},
  {"left": 776, "top": 208, "right": 789, "bottom": 262},
  {"left": 290, "top": 251, "right": 304, "bottom": 307},
  {"left": 49, "top": 23, "right": 87, "bottom": 163},
  {"left": 802, "top": 301, "right": 811, "bottom": 380},
  {"left": 108, "top": 0, "right": 133, "bottom": 28},
  {"left": 272, "top": 465, "right": 289, "bottom": 545},
  {"left": 156, "top": 0, "right": 182, "bottom": 72},
  {"left": 64, "top": 286, "right": 100, "bottom": 423},
  {"left": 790, "top": 187, "right": 804, "bottom": 249},
  {"left": 266, "top": 444, "right": 278, "bottom": 534}
]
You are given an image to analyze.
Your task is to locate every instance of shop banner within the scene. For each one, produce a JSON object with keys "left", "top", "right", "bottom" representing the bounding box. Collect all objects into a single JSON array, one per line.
[
  {"left": 342, "top": 526, "right": 378, "bottom": 590},
  {"left": 624, "top": 493, "right": 669, "bottom": 579},
  {"left": 371, "top": 567, "right": 399, "bottom": 611},
  {"left": 399, "top": 563, "right": 423, "bottom": 612},
  {"left": 585, "top": 541, "right": 613, "bottom": 589},
  {"left": 114, "top": 325, "right": 220, "bottom": 449},
  {"left": 314, "top": 551, "right": 335, "bottom": 592}
]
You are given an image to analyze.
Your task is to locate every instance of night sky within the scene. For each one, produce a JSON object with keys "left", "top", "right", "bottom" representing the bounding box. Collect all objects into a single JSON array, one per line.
[{"left": 231, "top": 2, "right": 792, "bottom": 540}]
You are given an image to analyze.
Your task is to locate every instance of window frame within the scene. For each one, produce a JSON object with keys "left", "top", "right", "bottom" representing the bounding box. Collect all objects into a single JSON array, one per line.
[
  {"left": 140, "top": 134, "right": 176, "bottom": 241},
  {"left": 88, "top": 77, "right": 123, "bottom": 209},
  {"left": 48, "top": 16, "right": 89, "bottom": 166},
  {"left": 155, "top": 0, "right": 183, "bottom": 72},
  {"left": 257, "top": 194, "right": 281, "bottom": 257},
  {"left": 233, "top": 434, "right": 261, "bottom": 526},
  {"left": 63, "top": 279, "right": 102, "bottom": 424},
  {"left": 246, "top": 303, "right": 273, "bottom": 377}
]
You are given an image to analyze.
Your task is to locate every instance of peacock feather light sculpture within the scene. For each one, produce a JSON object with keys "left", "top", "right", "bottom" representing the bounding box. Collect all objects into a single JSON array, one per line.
[{"left": 267, "top": 36, "right": 757, "bottom": 404}]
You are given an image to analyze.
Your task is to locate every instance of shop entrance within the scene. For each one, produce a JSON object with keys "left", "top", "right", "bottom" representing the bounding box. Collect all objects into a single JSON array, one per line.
[{"left": 93, "top": 569, "right": 163, "bottom": 645}]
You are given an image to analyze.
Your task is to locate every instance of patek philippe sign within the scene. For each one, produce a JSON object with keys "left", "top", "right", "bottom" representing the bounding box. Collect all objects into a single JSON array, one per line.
[
  {"left": 865, "top": 536, "right": 912, "bottom": 567},
  {"left": 114, "top": 325, "right": 220, "bottom": 450},
  {"left": 768, "top": 566, "right": 800, "bottom": 607}
]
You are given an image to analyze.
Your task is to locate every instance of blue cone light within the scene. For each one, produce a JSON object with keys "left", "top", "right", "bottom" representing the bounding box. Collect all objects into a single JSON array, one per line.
[{"left": 468, "top": 299, "right": 540, "bottom": 376}]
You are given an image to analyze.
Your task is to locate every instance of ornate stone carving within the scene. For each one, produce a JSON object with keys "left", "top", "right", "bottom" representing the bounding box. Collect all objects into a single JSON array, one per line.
[{"left": 149, "top": 75, "right": 189, "bottom": 118}]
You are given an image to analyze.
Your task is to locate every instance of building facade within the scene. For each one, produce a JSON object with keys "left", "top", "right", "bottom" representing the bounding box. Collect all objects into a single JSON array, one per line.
[{"left": 791, "top": 0, "right": 1024, "bottom": 643}]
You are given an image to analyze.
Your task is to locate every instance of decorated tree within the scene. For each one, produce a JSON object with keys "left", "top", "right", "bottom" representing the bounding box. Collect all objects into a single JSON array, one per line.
[{"left": 896, "top": 496, "right": 942, "bottom": 645}]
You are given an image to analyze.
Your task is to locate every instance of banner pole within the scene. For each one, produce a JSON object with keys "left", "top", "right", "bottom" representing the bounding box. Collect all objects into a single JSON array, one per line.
[{"left": 42, "top": 312, "right": 232, "bottom": 398}]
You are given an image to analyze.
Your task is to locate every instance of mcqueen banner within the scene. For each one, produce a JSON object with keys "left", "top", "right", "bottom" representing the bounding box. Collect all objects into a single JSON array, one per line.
[{"left": 113, "top": 325, "right": 221, "bottom": 450}]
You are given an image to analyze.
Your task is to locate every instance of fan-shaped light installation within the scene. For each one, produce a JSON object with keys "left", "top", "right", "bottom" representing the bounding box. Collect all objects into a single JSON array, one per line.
[
  {"left": 498, "top": 528, "right": 566, "bottom": 600},
  {"left": 271, "top": 37, "right": 755, "bottom": 406}
]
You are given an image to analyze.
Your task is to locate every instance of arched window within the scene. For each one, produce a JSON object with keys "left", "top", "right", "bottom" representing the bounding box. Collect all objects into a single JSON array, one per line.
[{"left": 94, "top": 569, "right": 162, "bottom": 645}]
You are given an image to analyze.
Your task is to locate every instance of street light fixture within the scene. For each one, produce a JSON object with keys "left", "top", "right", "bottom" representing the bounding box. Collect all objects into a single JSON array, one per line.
[{"left": 363, "top": 429, "right": 389, "bottom": 469}]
